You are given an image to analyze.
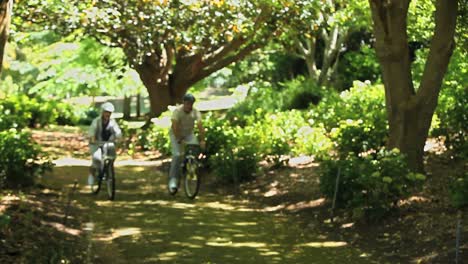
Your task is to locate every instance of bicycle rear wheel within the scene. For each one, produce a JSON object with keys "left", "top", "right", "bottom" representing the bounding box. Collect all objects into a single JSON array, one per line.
[
  {"left": 183, "top": 159, "right": 200, "bottom": 199},
  {"left": 105, "top": 161, "right": 115, "bottom": 200}
]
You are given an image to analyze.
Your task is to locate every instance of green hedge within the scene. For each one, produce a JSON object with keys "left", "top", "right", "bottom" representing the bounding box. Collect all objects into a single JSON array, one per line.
[
  {"left": 319, "top": 149, "right": 426, "bottom": 220},
  {"left": 0, "top": 129, "right": 52, "bottom": 188}
]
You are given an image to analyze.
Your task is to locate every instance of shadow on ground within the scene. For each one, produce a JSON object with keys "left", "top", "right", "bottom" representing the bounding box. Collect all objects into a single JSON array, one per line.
[{"left": 41, "top": 164, "right": 384, "bottom": 264}]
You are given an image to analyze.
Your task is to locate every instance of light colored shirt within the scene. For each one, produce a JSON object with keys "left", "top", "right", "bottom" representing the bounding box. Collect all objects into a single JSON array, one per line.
[
  {"left": 171, "top": 105, "right": 202, "bottom": 138},
  {"left": 88, "top": 116, "right": 122, "bottom": 142}
]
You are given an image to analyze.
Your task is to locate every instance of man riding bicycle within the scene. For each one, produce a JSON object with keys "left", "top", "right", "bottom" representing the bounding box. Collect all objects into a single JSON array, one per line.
[
  {"left": 87, "top": 102, "right": 122, "bottom": 186},
  {"left": 169, "top": 93, "right": 206, "bottom": 193}
]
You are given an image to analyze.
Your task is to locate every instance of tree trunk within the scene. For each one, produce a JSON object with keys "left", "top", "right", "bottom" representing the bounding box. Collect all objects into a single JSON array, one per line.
[
  {"left": 0, "top": 0, "right": 12, "bottom": 74},
  {"left": 369, "top": 0, "right": 458, "bottom": 172},
  {"left": 136, "top": 93, "right": 141, "bottom": 117},
  {"left": 123, "top": 95, "right": 131, "bottom": 120}
]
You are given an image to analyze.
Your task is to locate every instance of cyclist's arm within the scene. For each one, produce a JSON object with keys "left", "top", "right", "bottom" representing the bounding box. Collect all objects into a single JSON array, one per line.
[
  {"left": 109, "top": 119, "right": 122, "bottom": 142},
  {"left": 88, "top": 118, "right": 98, "bottom": 144}
]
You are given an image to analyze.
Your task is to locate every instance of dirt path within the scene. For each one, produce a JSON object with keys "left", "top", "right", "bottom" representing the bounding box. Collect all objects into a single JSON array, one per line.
[{"left": 41, "top": 161, "right": 384, "bottom": 264}]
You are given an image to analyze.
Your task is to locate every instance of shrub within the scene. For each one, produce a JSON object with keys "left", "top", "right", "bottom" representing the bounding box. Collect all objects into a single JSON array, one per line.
[
  {"left": 0, "top": 129, "right": 52, "bottom": 188},
  {"left": 308, "top": 81, "right": 388, "bottom": 157},
  {"left": 136, "top": 124, "right": 171, "bottom": 156},
  {"left": 280, "top": 76, "right": 323, "bottom": 110},
  {"left": 293, "top": 124, "right": 333, "bottom": 158},
  {"left": 431, "top": 50, "right": 468, "bottom": 158},
  {"left": 204, "top": 115, "right": 261, "bottom": 183},
  {"left": 0, "top": 95, "right": 81, "bottom": 129},
  {"left": 319, "top": 148, "right": 426, "bottom": 220},
  {"left": 78, "top": 107, "right": 99, "bottom": 125},
  {"left": 449, "top": 170, "right": 468, "bottom": 208}
]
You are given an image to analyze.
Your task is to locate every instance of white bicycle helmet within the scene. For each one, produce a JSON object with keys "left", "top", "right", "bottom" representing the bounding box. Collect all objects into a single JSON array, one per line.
[{"left": 101, "top": 102, "right": 115, "bottom": 112}]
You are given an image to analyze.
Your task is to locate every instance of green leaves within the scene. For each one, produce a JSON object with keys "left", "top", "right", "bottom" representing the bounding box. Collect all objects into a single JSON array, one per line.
[{"left": 319, "top": 148, "right": 426, "bottom": 220}]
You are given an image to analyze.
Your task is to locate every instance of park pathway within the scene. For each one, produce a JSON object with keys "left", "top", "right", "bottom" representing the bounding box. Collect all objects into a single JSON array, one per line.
[{"left": 42, "top": 161, "right": 382, "bottom": 264}]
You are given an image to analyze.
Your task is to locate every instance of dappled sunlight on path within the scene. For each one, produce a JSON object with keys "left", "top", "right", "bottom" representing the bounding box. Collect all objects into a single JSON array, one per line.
[{"left": 43, "top": 164, "right": 382, "bottom": 264}]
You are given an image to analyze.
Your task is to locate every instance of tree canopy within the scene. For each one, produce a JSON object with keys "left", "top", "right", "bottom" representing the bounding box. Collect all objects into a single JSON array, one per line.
[{"left": 15, "top": 0, "right": 286, "bottom": 115}]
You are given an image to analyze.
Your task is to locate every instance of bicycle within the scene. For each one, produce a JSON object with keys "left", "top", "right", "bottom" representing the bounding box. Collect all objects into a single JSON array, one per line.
[
  {"left": 169, "top": 143, "right": 203, "bottom": 199},
  {"left": 90, "top": 142, "right": 116, "bottom": 200}
]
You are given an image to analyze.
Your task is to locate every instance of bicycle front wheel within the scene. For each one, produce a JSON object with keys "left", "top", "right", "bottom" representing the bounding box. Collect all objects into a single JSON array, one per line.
[
  {"left": 184, "top": 159, "right": 200, "bottom": 199},
  {"left": 105, "top": 162, "right": 116, "bottom": 200}
]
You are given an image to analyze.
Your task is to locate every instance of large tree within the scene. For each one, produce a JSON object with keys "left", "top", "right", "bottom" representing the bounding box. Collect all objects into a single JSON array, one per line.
[
  {"left": 368, "top": 0, "right": 459, "bottom": 171},
  {"left": 16, "top": 0, "right": 283, "bottom": 116},
  {"left": 283, "top": 0, "right": 369, "bottom": 87},
  {"left": 0, "top": 0, "right": 12, "bottom": 74}
]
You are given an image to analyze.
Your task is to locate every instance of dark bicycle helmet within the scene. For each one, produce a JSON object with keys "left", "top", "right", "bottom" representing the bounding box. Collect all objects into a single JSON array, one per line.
[{"left": 182, "top": 93, "right": 196, "bottom": 103}]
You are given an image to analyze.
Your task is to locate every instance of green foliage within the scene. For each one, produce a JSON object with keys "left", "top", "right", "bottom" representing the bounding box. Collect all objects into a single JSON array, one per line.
[
  {"left": 0, "top": 129, "right": 52, "bottom": 188},
  {"left": 0, "top": 95, "right": 81, "bottom": 129},
  {"left": 330, "top": 119, "right": 386, "bottom": 158},
  {"left": 280, "top": 77, "right": 323, "bottom": 110},
  {"left": 293, "top": 124, "right": 333, "bottom": 158},
  {"left": 78, "top": 107, "right": 99, "bottom": 126},
  {"left": 136, "top": 124, "right": 171, "bottom": 156},
  {"left": 431, "top": 50, "right": 468, "bottom": 158},
  {"left": 307, "top": 81, "right": 387, "bottom": 157},
  {"left": 204, "top": 114, "right": 260, "bottom": 183},
  {"left": 449, "top": 171, "right": 468, "bottom": 208},
  {"left": 319, "top": 149, "right": 426, "bottom": 220},
  {"left": 337, "top": 45, "right": 380, "bottom": 90}
]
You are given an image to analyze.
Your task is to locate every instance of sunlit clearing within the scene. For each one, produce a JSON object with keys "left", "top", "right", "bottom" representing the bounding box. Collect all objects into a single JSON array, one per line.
[
  {"left": 264, "top": 188, "right": 282, "bottom": 197},
  {"left": 127, "top": 167, "right": 146, "bottom": 172},
  {"left": 170, "top": 241, "right": 203, "bottom": 249},
  {"left": 189, "top": 236, "right": 206, "bottom": 241},
  {"left": 233, "top": 222, "right": 257, "bottom": 226},
  {"left": 289, "top": 155, "right": 314, "bottom": 166},
  {"left": 259, "top": 251, "right": 280, "bottom": 256},
  {"left": 298, "top": 241, "right": 347, "bottom": 248},
  {"left": 128, "top": 212, "right": 144, "bottom": 217},
  {"left": 158, "top": 251, "right": 178, "bottom": 261},
  {"left": 95, "top": 200, "right": 115, "bottom": 207},
  {"left": 196, "top": 96, "right": 237, "bottom": 111},
  {"left": 41, "top": 220, "right": 81, "bottom": 236},
  {"left": 97, "top": 227, "right": 141, "bottom": 241},
  {"left": 54, "top": 158, "right": 89, "bottom": 167},
  {"left": 341, "top": 222, "right": 354, "bottom": 228},
  {"left": 206, "top": 241, "right": 267, "bottom": 248},
  {"left": 284, "top": 198, "right": 325, "bottom": 211},
  {"left": 204, "top": 201, "right": 236, "bottom": 210},
  {"left": 399, "top": 195, "right": 430, "bottom": 206}
]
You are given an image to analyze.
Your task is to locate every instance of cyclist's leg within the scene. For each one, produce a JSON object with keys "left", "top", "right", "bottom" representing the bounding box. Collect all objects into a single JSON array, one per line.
[
  {"left": 92, "top": 147, "right": 104, "bottom": 178},
  {"left": 169, "top": 132, "right": 183, "bottom": 190},
  {"left": 88, "top": 145, "right": 101, "bottom": 184}
]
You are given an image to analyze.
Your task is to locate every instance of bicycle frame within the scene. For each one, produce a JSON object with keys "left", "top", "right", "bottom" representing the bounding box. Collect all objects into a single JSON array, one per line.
[{"left": 91, "top": 141, "right": 117, "bottom": 200}]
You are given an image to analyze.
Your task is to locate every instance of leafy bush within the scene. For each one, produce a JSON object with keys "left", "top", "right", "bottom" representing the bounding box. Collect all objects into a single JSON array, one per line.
[
  {"left": 308, "top": 81, "right": 388, "bottom": 157},
  {"left": 136, "top": 123, "right": 171, "bottom": 156},
  {"left": 330, "top": 119, "right": 386, "bottom": 157},
  {"left": 279, "top": 76, "right": 323, "bottom": 110},
  {"left": 319, "top": 149, "right": 426, "bottom": 220},
  {"left": 450, "top": 171, "right": 468, "bottom": 208},
  {"left": 204, "top": 115, "right": 261, "bottom": 183},
  {"left": 293, "top": 124, "right": 333, "bottom": 158},
  {"left": 0, "top": 129, "right": 52, "bottom": 188},
  {"left": 78, "top": 107, "right": 99, "bottom": 125},
  {"left": 336, "top": 45, "right": 381, "bottom": 90},
  {"left": 430, "top": 50, "right": 468, "bottom": 158},
  {"left": 0, "top": 95, "right": 81, "bottom": 129}
]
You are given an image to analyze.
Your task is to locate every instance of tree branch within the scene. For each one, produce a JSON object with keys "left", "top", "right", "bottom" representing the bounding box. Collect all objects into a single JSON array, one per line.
[{"left": 416, "top": 0, "right": 458, "bottom": 105}]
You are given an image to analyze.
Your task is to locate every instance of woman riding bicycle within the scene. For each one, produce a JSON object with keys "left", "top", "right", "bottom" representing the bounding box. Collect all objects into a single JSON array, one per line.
[
  {"left": 168, "top": 93, "right": 206, "bottom": 194},
  {"left": 87, "top": 102, "right": 122, "bottom": 186}
]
